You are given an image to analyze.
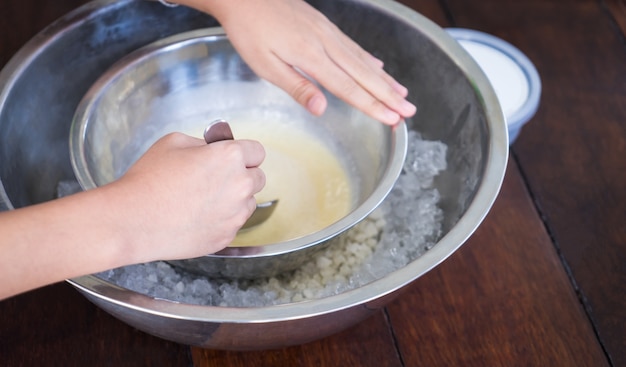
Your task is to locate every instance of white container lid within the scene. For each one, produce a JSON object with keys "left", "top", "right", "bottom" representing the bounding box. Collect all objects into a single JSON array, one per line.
[{"left": 446, "top": 28, "right": 541, "bottom": 144}]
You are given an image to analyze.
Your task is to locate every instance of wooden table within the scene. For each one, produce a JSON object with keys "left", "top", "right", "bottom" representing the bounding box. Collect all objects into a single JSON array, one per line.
[{"left": 1, "top": 0, "right": 624, "bottom": 365}]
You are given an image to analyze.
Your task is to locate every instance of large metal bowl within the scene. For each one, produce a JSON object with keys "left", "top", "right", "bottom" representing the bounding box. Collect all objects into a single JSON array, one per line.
[
  {"left": 0, "top": 0, "right": 508, "bottom": 350},
  {"left": 69, "top": 27, "right": 408, "bottom": 279}
]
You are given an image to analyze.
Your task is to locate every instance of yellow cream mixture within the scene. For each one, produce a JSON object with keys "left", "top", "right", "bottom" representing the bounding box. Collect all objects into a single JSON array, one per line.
[{"left": 227, "top": 120, "right": 353, "bottom": 246}]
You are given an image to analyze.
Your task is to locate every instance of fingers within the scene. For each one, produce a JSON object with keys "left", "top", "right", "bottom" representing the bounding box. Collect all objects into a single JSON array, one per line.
[
  {"left": 255, "top": 57, "right": 329, "bottom": 116},
  {"left": 157, "top": 132, "right": 206, "bottom": 149},
  {"left": 161, "top": 133, "right": 266, "bottom": 169},
  {"left": 333, "top": 29, "right": 409, "bottom": 98},
  {"left": 221, "top": 139, "right": 266, "bottom": 168},
  {"left": 306, "top": 56, "right": 408, "bottom": 125},
  {"left": 154, "top": 134, "right": 266, "bottom": 196},
  {"left": 246, "top": 166, "right": 266, "bottom": 196},
  {"left": 312, "top": 33, "right": 416, "bottom": 125},
  {"left": 257, "top": 30, "right": 416, "bottom": 125},
  {"left": 205, "top": 139, "right": 266, "bottom": 195}
]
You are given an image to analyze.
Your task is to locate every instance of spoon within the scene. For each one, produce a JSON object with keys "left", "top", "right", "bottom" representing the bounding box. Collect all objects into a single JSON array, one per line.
[{"left": 203, "top": 119, "right": 278, "bottom": 230}]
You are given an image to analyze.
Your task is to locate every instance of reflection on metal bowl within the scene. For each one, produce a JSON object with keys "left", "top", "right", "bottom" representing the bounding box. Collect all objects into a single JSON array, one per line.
[{"left": 69, "top": 27, "right": 408, "bottom": 279}]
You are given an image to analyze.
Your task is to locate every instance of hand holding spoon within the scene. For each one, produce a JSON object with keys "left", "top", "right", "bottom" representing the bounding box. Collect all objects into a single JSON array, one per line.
[{"left": 203, "top": 119, "right": 278, "bottom": 230}]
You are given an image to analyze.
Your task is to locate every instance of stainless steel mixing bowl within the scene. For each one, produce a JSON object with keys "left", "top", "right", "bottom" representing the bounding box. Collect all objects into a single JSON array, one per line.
[
  {"left": 0, "top": 0, "right": 508, "bottom": 350},
  {"left": 69, "top": 27, "right": 408, "bottom": 279}
]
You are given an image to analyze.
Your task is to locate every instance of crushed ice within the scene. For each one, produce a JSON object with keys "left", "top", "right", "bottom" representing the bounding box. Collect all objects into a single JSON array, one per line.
[{"left": 94, "top": 130, "right": 448, "bottom": 307}]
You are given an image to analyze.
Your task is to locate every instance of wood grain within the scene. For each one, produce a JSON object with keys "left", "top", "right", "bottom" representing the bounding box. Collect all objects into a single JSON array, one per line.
[
  {"left": 0, "top": 0, "right": 90, "bottom": 67},
  {"left": 0, "top": 1, "right": 193, "bottom": 365},
  {"left": 0, "top": 282, "right": 191, "bottom": 366},
  {"left": 605, "top": 0, "right": 626, "bottom": 37},
  {"left": 443, "top": 0, "right": 626, "bottom": 364},
  {"left": 387, "top": 162, "right": 608, "bottom": 366}
]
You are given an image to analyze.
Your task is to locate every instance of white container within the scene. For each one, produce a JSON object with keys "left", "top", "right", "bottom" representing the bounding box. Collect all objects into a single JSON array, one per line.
[{"left": 446, "top": 28, "right": 541, "bottom": 144}]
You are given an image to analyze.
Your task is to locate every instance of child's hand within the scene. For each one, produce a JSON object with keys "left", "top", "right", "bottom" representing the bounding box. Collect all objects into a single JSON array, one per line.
[
  {"left": 108, "top": 133, "right": 266, "bottom": 261},
  {"left": 185, "top": 0, "right": 417, "bottom": 125}
]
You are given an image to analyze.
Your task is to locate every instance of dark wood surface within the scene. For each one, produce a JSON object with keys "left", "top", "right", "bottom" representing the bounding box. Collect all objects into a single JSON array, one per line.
[{"left": 1, "top": 0, "right": 624, "bottom": 366}]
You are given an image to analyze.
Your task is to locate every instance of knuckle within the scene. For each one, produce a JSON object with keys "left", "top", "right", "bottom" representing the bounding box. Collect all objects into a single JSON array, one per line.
[
  {"left": 234, "top": 213, "right": 248, "bottom": 230},
  {"left": 234, "top": 202, "right": 254, "bottom": 229},
  {"left": 247, "top": 197, "right": 257, "bottom": 214},
  {"left": 223, "top": 142, "right": 245, "bottom": 162},
  {"left": 256, "top": 169, "right": 267, "bottom": 191},
  {"left": 290, "top": 78, "right": 316, "bottom": 104},
  {"left": 240, "top": 175, "right": 256, "bottom": 194},
  {"left": 368, "top": 97, "right": 386, "bottom": 110},
  {"left": 369, "top": 98, "right": 391, "bottom": 117},
  {"left": 337, "top": 78, "right": 360, "bottom": 98},
  {"left": 161, "top": 132, "right": 185, "bottom": 144}
]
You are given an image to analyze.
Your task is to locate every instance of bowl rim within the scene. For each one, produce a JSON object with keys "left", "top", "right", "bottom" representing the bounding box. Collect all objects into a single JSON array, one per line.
[
  {"left": 66, "top": 0, "right": 509, "bottom": 323},
  {"left": 69, "top": 27, "right": 409, "bottom": 259}
]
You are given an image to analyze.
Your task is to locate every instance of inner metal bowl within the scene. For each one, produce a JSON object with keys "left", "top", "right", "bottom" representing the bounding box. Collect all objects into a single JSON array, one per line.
[
  {"left": 0, "top": 0, "right": 508, "bottom": 350},
  {"left": 69, "top": 27, "right": 408, "bottom": 279}
]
